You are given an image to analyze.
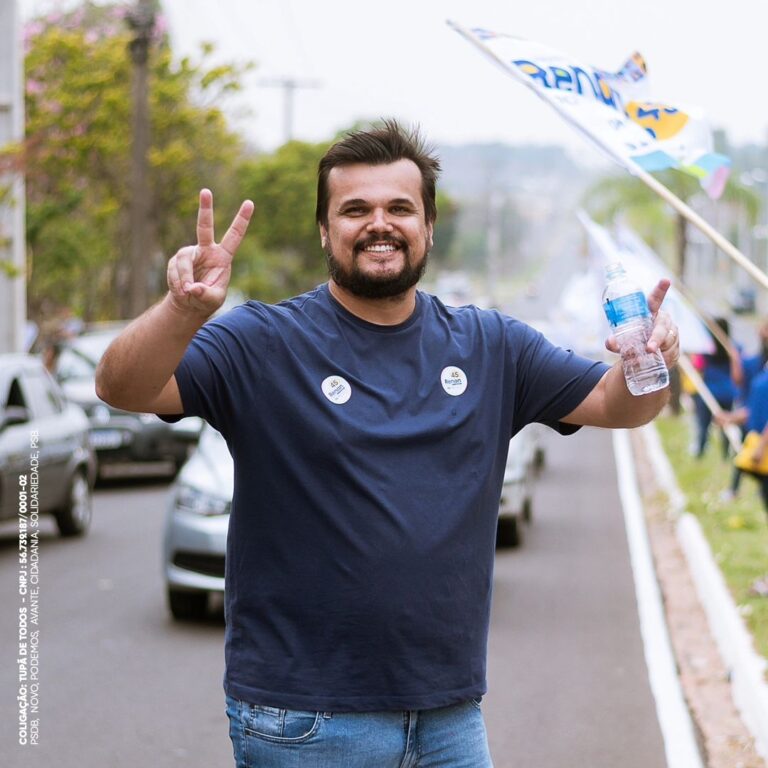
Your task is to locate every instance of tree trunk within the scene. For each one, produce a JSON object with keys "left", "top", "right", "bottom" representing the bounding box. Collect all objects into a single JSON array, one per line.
[
  {"left": 670, "top": 213, "right": 688, "bottom": 415},
  {"left": 675, "top": 213, "right": 687, "bottom": 279}
]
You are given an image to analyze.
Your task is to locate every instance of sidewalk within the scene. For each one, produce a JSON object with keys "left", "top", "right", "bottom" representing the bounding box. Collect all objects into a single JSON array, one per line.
[{"left": 631, "top": 424, "right": 768, "bottom": 768}]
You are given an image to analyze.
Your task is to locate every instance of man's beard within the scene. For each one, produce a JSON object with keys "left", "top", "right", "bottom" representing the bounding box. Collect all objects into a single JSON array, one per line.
[{"left": 324, "top": 235, "right": 430, "bottom": 299}]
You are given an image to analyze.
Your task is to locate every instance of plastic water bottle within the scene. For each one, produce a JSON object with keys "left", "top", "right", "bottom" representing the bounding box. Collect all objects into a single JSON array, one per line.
[{"left": 602, "top": 261, "right": 669, "bottom": 396}]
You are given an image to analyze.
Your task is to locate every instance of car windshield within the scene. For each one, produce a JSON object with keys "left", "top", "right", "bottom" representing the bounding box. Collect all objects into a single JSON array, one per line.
[
  {"left": 70, "top": 330, "right": 121, "bottom": 364},
  {"left": 56, "top": 329, "right": 123, "bottom": 382}
]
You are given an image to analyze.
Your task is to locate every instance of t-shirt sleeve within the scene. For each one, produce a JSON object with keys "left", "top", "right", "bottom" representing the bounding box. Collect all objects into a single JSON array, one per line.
[
  {"left": 158, "top": 304, "right": 269, "bottom": 437},
  {"left": 507, "top": 320, "right": 610, "bottom": 435}
]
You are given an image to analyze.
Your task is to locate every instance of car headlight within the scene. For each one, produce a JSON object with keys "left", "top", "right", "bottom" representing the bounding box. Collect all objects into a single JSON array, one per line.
[{"left": 174, "top": 485, "right": 230, "bottom": 516}]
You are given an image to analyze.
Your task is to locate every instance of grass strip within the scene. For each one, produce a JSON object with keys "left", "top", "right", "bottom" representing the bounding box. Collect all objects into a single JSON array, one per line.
[{"left": 655, "top": 412, "right": 768, "bottom": 661}]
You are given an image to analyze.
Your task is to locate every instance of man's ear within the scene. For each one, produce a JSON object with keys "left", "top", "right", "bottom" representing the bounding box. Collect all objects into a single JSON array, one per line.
[
  {"left": 427, "top": 222, "right": 434, "bottom": 250},
  {"left": 319, "top": 223, "right": 328, "bottom": 249}
]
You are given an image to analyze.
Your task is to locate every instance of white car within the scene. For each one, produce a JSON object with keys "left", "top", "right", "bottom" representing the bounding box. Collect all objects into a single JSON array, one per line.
[{"left": 497, "top": 425, "right": 540, "bottom": 547}]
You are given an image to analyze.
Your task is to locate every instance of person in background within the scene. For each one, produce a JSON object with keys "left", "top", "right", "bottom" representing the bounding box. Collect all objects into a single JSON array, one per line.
[
  {"left": 691, "top": 317, "right": 743, "bottom": 459},
  {"left": 740, "top": 320, "right": 768, "bottom": 387},
  {"left": 717, "top": 360, "right": 768, "bottom": 596},
  {"left": 41, "top": 339, "right": 62, "bottom": 374},
  {"left": 723, "top": 320, "right": 768, "bottom": 500}
]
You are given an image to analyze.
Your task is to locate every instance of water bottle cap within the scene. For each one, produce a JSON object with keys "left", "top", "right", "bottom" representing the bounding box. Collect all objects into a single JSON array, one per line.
[{"left": 604, "top": 261, "right": 626, "bottom": 279}]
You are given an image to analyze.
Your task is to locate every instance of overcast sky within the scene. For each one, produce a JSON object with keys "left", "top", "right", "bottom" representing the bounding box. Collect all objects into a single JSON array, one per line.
[{"left": 20, "top": 0, "right": 768, "bottom": 159}]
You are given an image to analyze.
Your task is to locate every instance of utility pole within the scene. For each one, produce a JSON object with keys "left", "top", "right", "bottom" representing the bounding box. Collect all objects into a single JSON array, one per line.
[
  {"left": 257, "top": 77, "right": 321, "bottom": 144},
  {"left": 125, "top": 0, "right": 155, "bottom": 317},
  {"left": 0, "top": 0, "right": 26, "bottom": 353},
  {"left": 486, "top": 190, "right": 504, "bottom": 309}
]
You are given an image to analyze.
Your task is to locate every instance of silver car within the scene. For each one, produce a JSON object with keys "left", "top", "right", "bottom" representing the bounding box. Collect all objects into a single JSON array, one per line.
[
  {"left": 0, "top": 354, "right": 96, "bottom": 536},
  {"left": 163, "top": 425, "right": 231, "bottom": 620}
]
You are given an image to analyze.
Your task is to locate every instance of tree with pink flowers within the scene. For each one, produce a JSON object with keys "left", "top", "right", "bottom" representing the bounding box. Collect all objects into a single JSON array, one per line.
[{"left": 20, "top": 1, "right": 252, "bottom": 323}]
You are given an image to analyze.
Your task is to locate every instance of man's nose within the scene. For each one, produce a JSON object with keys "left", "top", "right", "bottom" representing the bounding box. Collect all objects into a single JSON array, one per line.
[{"left": 367, "top": 208, "right": 393, "bottom": 232}]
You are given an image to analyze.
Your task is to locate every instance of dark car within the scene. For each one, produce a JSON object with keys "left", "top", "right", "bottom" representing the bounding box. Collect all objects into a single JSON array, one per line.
[
  {"left": 0, "top": 354, "right": 95, "bottom": 536},
  {"left": 54, "top": 327, "right": 203, "bottom": 478}
]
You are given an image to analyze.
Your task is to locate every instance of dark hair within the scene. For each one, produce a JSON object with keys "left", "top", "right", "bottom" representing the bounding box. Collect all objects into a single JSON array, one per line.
[
  {"left": 316, "top": 119, "right": 441, "bottom": 228},
  {"left": 710, "top": 316, "right": 731, "bottom": 364}
]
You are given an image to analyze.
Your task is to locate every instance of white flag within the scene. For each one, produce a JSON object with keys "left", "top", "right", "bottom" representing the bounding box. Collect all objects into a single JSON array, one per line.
[{"left": 450, "top": 23, "right": 731, "bottom": 199}]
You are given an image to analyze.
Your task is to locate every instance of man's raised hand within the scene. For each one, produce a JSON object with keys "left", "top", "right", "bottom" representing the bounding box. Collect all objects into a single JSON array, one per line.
[{"left": 167, "top": 189, "right": 254, "bottom": 316}]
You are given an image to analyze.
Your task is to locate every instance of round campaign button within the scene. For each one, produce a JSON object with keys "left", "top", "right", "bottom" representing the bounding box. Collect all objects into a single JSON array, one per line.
[
  {"left": 321, "top": 375, "right": 352, "bottom": 405},
  {"left": 440, "top": 366, "right": 468, "bottom": 396}
]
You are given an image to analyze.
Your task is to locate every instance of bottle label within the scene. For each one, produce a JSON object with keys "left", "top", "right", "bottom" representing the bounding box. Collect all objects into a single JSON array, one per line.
[{"left": 603, "top": 290, "right": 650, "bottom": 327}]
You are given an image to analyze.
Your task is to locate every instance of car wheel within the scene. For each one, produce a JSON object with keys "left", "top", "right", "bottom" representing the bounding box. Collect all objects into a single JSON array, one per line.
[
  {"left": 168, "top": 588, "right": 209, "bottom": 621},
  {"left": 496, "top": 515, "right": 523, "bottom": 548},
  {"left": 54, "top": 471, "right": 93, "bottom": 537}
]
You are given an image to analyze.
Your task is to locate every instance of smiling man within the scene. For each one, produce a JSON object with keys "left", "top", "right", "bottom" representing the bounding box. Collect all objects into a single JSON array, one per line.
[
  {"left": 321, "top": 156, "right": 433, "bottom": 307},
  {"left": 96, "top": 120, "right": 679, "bottom": 767}
]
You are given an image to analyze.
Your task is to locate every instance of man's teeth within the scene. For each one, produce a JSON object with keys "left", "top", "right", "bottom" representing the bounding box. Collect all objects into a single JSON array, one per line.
[{"left": 365, "top": 243, "right": 398, "bottom": 252}]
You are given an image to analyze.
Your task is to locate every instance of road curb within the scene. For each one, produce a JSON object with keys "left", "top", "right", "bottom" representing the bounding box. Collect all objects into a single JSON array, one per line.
[
  {"left": 640, "top": 423, "right": 768, "bottom": 761},
  {"left": 613, "top": 429, "right": 705, "bottom": 768}
]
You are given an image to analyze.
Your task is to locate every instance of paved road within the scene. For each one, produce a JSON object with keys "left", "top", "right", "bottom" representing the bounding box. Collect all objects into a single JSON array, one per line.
[
  {"left": 0, "top": 428, "right": 668, "bottom": 768},
  {"left": 0, "top": 476, "right": 232, "bottom": 768},
  {"left": 485, "top": 426, "right": 667, "bottom": 767}
]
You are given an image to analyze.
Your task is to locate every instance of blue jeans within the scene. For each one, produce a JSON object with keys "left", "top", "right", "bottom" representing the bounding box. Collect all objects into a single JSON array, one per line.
[{"left": 225, "top": 695, "right": 493, "bottom": 767}]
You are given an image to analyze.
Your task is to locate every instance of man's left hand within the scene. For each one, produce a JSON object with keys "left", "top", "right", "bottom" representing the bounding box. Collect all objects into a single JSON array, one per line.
[{"left": 605, "top": 278, "right": 680, "bottom": 369}]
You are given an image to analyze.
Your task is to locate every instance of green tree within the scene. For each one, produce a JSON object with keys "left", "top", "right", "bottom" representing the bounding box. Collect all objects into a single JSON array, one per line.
[
  {"left": 432, "top": 190, "right": 459, "bottom": 266},
  {"left": 584, "top": 169, "right": 760, "bottom": 279},
  {"left": 20, "top": 2, "right": 251, "bottom": 322},
  {"left": 236, "top": 140, "right": 331, "bottom": 301}
]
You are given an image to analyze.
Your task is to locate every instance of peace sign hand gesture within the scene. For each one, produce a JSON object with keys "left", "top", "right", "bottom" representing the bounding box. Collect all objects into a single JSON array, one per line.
[{"left": 167, "top": 189, "right": 254, "bottom": 317}]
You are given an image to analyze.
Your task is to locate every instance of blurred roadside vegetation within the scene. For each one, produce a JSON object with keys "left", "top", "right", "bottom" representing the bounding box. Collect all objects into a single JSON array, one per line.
[
  {"left": 583, "top": 169, "right": 760, "bottom": 280},
  {"left": 655, "top": 412, "right": 768, "bottom": 661},
  {"left": 3, "top": 1, "right": 459, "bottom": 325}
]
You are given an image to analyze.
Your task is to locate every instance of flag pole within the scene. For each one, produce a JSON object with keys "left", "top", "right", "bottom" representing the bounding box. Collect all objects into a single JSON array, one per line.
[
  {"left": 665, "top": 273, "right": 742, "bottom": 355},
  {"left": 628, "top": 164, "right": 768, "bottom": 292}
]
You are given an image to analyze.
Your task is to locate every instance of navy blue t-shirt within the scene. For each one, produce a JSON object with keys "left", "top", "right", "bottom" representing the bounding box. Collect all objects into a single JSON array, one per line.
[{"left": 169, "top": 284, "right": 609, "bottom": 711}]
